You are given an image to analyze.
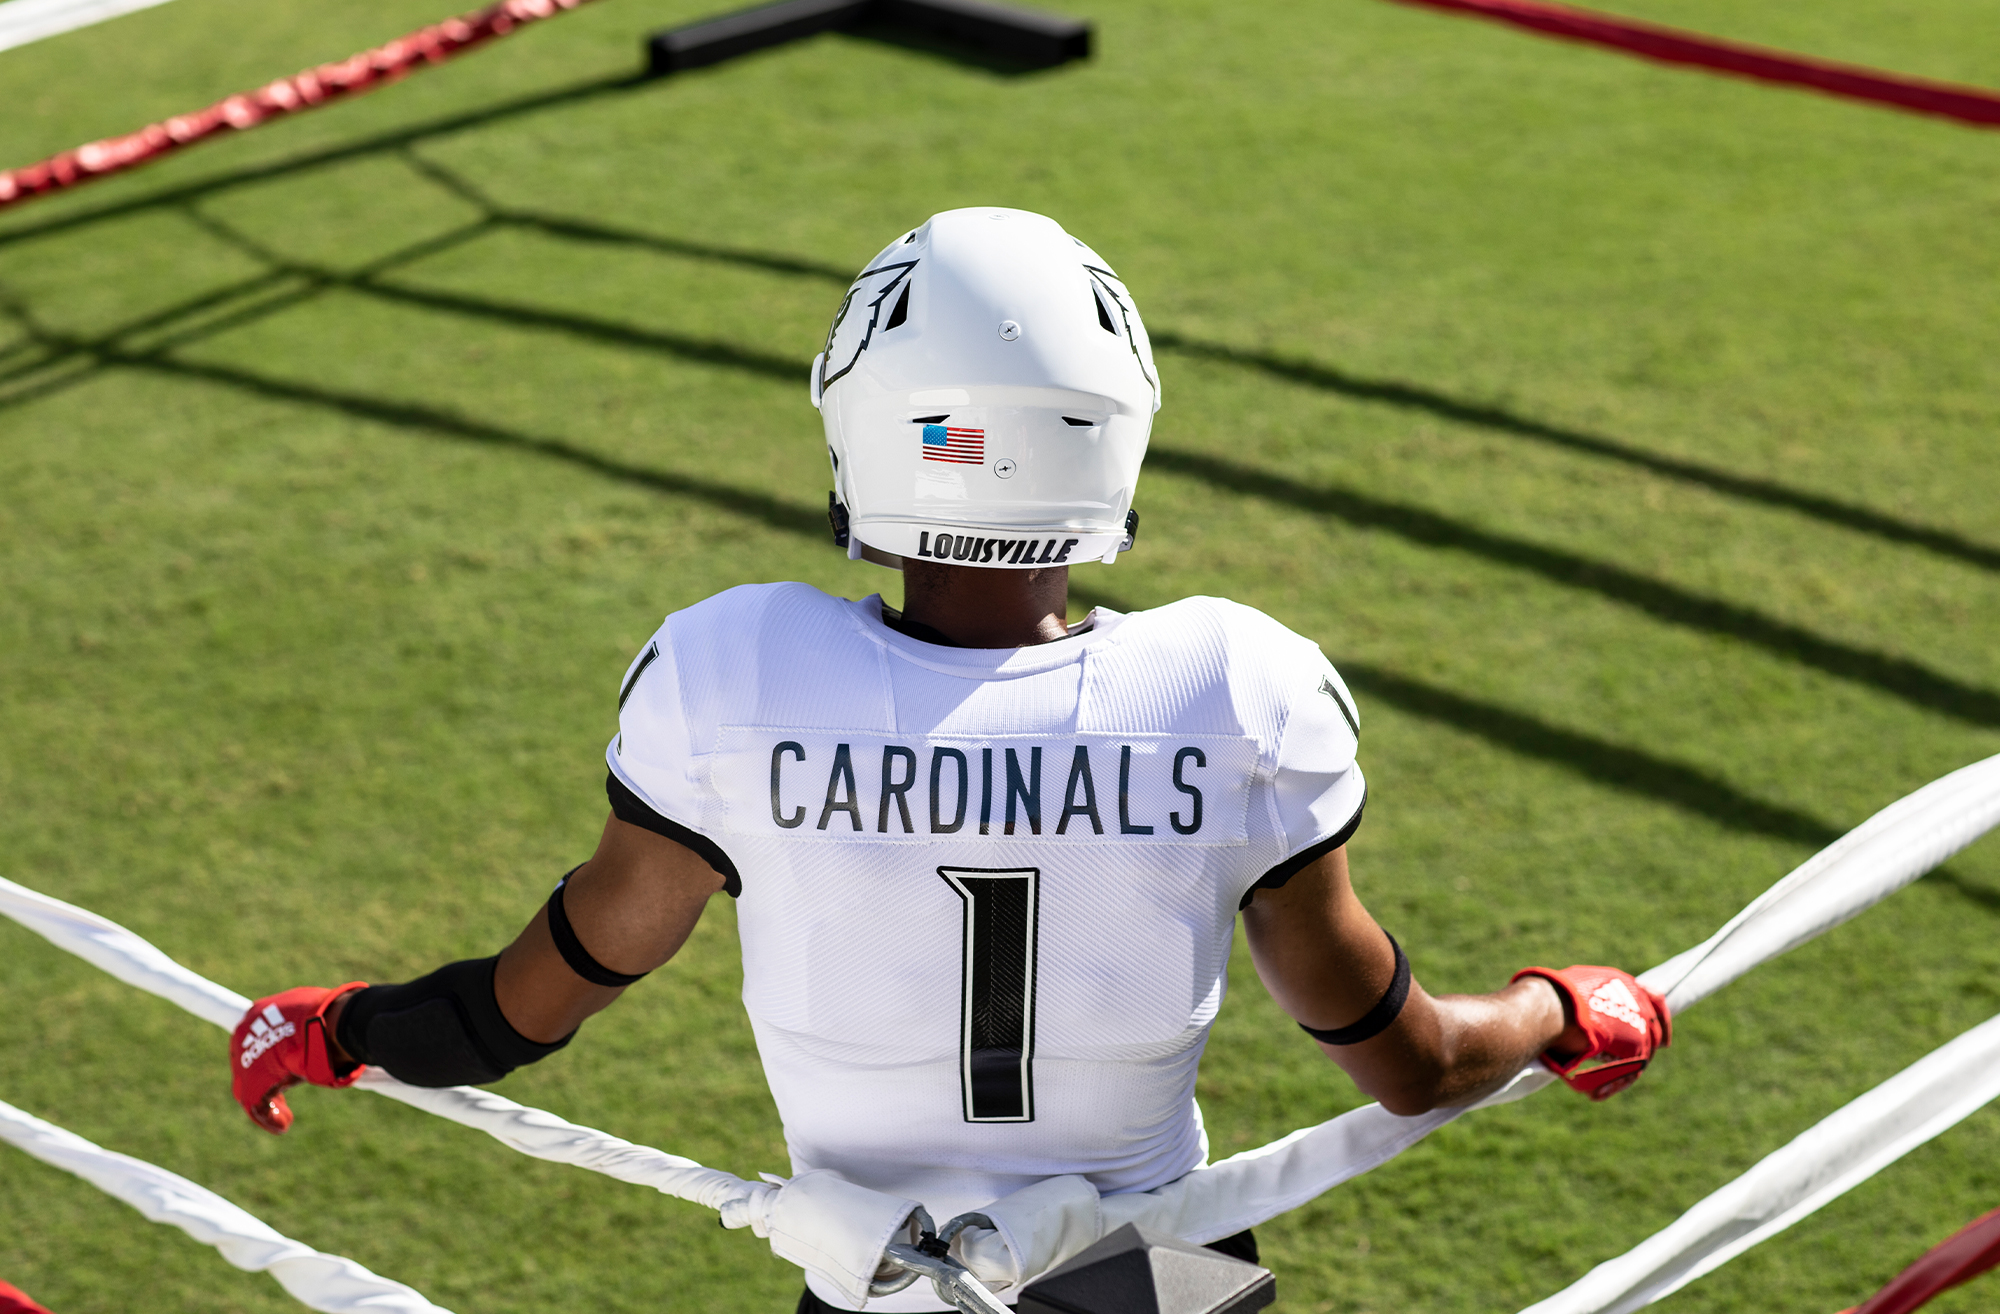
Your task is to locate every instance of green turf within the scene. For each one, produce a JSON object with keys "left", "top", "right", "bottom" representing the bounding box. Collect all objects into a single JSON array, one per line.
[{"left": 2, "top": 0, "right": 1998, "bottom": 1310}]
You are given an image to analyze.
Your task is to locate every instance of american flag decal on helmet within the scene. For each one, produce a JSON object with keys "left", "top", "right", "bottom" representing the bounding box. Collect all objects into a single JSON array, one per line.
[{"left": 922, "top": 424, "right": 985, "bottom": 465}]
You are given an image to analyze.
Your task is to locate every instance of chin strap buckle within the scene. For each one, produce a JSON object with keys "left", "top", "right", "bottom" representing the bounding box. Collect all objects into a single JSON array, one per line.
[{"left": 828, "top": 494, "right": 851, "bottom": 548}]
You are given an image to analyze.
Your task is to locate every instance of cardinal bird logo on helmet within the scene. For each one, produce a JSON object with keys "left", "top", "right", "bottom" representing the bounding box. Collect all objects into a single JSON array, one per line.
[{"left": 818, "top": 257, "right": 918, "bottom": 397}]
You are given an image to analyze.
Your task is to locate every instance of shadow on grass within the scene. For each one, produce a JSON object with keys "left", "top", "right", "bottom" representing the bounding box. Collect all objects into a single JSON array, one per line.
[
  {"left": 399, "top": 152, "right": 854, "bottom": 286},
  {"left": 0, "top": 79, "right": 858, "bottom": 292},
  {"left": 0, "top": 227, "right": 821, "bottom": 537},
  {"left": 1338, "top": 662, "right": 1844, "bottom": 848},
  {"left": 1072, "top": 580, "right": 1840, "bottom": 847},
  {"left": 192, "top": 163, "right": 819, "bottom": 382},
  {"left": 9, "top": 187, "right": 1998, "bottom": 736},
  {"left": 1076, "top": 581, "right": 2000, "bottom": 915},
  {"left": 0, "top": 268, "right": 293, "bottom": 374},
  {"left": 0, "top": 71, "right": 652, "bottom": 250},
  {"left": 0, "top": 218, "right": 498, "bottom": 400},
  {"left": 1331, "top": 662, "right": 1998, "bottom": 917},
  {"left": 1143, "top": 445, "right": 2000, "bottom": 730},
  {"left": 130, "top": 353, "right": 828, "bottom": 539},
  {"left": 370, "top": 277, "right": 806, "bottom": 379},
  {"left": 10, "top": 258, "right": 1996, "bottom": 736},
  {"left": 1927, "top": 869, "right": 2000, "bottom": 915},
  {"left": 1149, "top": 332, "right": 2000, "bottom": 576},
  {"left": 5, "top": 53, "right": 1988, "bottom": 591},
  {"left": 0, "top": 204, "right": 812, "bottom": 408}
]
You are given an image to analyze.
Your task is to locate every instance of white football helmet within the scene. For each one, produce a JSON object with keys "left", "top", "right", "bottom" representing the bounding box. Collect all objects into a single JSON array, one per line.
[{"left": 812, "top": 207, "right": 1160, "bottom": 569}]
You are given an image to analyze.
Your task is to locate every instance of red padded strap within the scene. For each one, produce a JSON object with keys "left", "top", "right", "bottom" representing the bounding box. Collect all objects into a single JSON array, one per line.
[
  {"left": 1391, "top": 0, "right": 2000, "bottom": 128},
  {"left": 1848, "top": 1205, "right": 2000, "bottom": 1314}
]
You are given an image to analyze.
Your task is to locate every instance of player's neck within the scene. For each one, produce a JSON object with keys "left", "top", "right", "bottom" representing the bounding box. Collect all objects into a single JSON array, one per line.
[{"left": 894, "top": 561, "right": 1072, "bottom": 648}]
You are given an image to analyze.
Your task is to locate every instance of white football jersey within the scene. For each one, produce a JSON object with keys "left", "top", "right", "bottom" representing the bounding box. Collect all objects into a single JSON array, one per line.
[{"left": 606, "top": 584, "right": 1363, "bottom": 1311}]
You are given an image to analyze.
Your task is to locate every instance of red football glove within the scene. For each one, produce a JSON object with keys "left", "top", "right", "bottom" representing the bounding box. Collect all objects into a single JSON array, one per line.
[
  {"left": 1512, "top": 964, "right": 1671, "bottom": 1101},
  {"left": 231, "top": 984, "right": 367, "bottom": 1133},
  {"left": 0, "top": 1280, "right": 55, "bottom": 1314}
]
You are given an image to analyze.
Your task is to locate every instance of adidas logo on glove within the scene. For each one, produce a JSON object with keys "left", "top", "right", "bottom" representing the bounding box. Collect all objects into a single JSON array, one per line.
[
  {"left": 1586, "top": 977, "right": 1647, "bottom": 1034},
  {"left": 238, "top": 1003, "right": 298, "bottom": 1068},
  {"left": 1510, "top": 963, "right": 1672, "bottom": 1100},
  {"left": 230, "top": 982, "right": 366, "bottom": 1134}
]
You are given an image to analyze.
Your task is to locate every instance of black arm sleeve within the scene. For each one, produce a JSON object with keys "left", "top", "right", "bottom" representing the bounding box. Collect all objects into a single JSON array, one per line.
[{"left": 335, "top": 956, "right": 572, "bottom": 1088}]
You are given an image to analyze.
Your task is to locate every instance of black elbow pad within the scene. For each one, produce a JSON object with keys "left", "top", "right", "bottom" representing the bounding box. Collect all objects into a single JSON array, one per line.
[{"left": 335, "top": 956, "right": 572, "bottom": 1088}]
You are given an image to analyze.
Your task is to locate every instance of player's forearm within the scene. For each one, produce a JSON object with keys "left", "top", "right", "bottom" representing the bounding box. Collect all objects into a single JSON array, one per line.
[
  {"left": 1421, "top": 976, "right": 1574, "bottom": 1108},
  {"left": 1319, "top": 975, "right": 1571, "bottom": 1116}
]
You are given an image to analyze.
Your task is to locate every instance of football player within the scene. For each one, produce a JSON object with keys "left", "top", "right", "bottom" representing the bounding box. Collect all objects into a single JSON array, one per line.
[{"left": 231, "top": 209, "right": 1668, "bottom": 1312}]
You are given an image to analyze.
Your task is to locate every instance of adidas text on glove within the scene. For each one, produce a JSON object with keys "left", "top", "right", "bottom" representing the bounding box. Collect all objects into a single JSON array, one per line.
[
  {"left": 1512, "top": 964, "right": 1671, "bottom": 1101},
  {"left": 231, "top": 983, "right": 367, "bottom": 1133}
]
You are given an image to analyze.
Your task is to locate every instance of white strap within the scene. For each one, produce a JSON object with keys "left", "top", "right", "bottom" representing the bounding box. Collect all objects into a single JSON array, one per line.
[
  {"left": 0, "top": 874, "right": 250, "bottom": 1029},
  {"left": 742, "top": 1169, "right": 926, "bottom": 1307},
  {"left": 0, "top": 1095, "right": 450, "bottom": 1313},
  {"left": 1639, "top": 752, "right": 2000, "bottom": 1012},
  {"left": 0, "top": 0, "right": 180, "bottom": 56},
  {"left": 5, "top": 751, "right": 1996, "bottom": 1256},
  {"left": 0, "top": 873, "right": 763, "bottom": 1214},
  {"left": 1517, "top": 1009, "right": 2000, "bottom": 1314}
]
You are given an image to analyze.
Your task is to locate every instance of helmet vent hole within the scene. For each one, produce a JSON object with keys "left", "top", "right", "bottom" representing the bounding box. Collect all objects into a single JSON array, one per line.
[
  {"left": 910, "top": 414, "right": 950, "bottom": 424},
  {"left": 884, "top": 283, "right": 910, "bottom": 330},
  {"left": 1094, "top": 288, "right": 1117, "bottom": 335},
  {"left": 1062, "top": 416, "right": 1095, "bottom": 427}
]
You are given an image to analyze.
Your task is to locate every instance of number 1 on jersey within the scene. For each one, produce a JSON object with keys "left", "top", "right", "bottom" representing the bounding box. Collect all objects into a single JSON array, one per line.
[{"left": 939, "top": 867, "right": 1040, "bottom": 1122}]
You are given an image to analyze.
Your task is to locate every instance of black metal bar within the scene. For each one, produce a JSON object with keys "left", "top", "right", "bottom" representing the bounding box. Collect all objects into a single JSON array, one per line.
[
  {"left": 646, "top": 0, "right": 1090, "bottom": 77},
  {"left": 877, "top": 0, "right": 1089, "bottom": 67},
  {"left": 648, "top": 0, "right": 871, "bottom": 75}
]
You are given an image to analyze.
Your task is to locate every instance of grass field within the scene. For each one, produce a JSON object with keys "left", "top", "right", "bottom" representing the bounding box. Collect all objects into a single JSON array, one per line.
[{"left": 3, "top": 0, "right": 1999, "bottom": 1310}]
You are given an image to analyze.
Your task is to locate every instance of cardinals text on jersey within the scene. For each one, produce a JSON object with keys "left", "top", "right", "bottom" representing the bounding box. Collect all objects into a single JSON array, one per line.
[{"left": 607, "top": 584, "right": 1362, "bottom": 1312}]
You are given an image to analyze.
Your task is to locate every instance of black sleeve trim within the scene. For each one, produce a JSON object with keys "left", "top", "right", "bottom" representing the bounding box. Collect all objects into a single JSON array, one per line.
[
  {"left": 1299, "top": 932, "right": 1410, "bottom": 1046},
  {"left": 618, "top": 643, "right": 660, "bottom": 712},
  {"left": 1238, "top": 790, "right": 1365, "bottom": 910},
  {"left": 547, "top": 877, "right": 650, "bottom": 987},
  {"left": 1318, "top": 674, "right": 1359, "bottom": 739},
  {"left": 335, "top": 956, "right": 572, "bottom": 1088},
  {"left": 605, "top": 770, "right": 742, "bottom": 898}
]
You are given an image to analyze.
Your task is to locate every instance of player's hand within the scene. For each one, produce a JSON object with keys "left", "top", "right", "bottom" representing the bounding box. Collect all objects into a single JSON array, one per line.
[
  {"left": 718, "top": 1169, "right": 926, "bottom": 1306},
  {"left": 1511, "top": 965, "right": 1671, "bottom": 1101},
  {"left": 230, "top": 984, "right": 367, "bottom": 1133},
  {"left": 948, "top": 1175, "right": 1103, "bottom": 1292}
]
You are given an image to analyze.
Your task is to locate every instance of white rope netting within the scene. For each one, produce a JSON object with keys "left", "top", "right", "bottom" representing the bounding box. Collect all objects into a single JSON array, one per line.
[
  {"left": 1516, "top": 1007, "right": 2000, "bottom": 1314},
  {"left": 2, "top": 751, "right": 1995, "bottom": 1311},
  {"left": 0, "top": 0, "right": 182, "bottom": 56},
  {"left": 0, "top": 1096, "right": 452, "bottom": 1313},
  {"left": 0, "top": 873, "right": 762, "bottom": 1211}
]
